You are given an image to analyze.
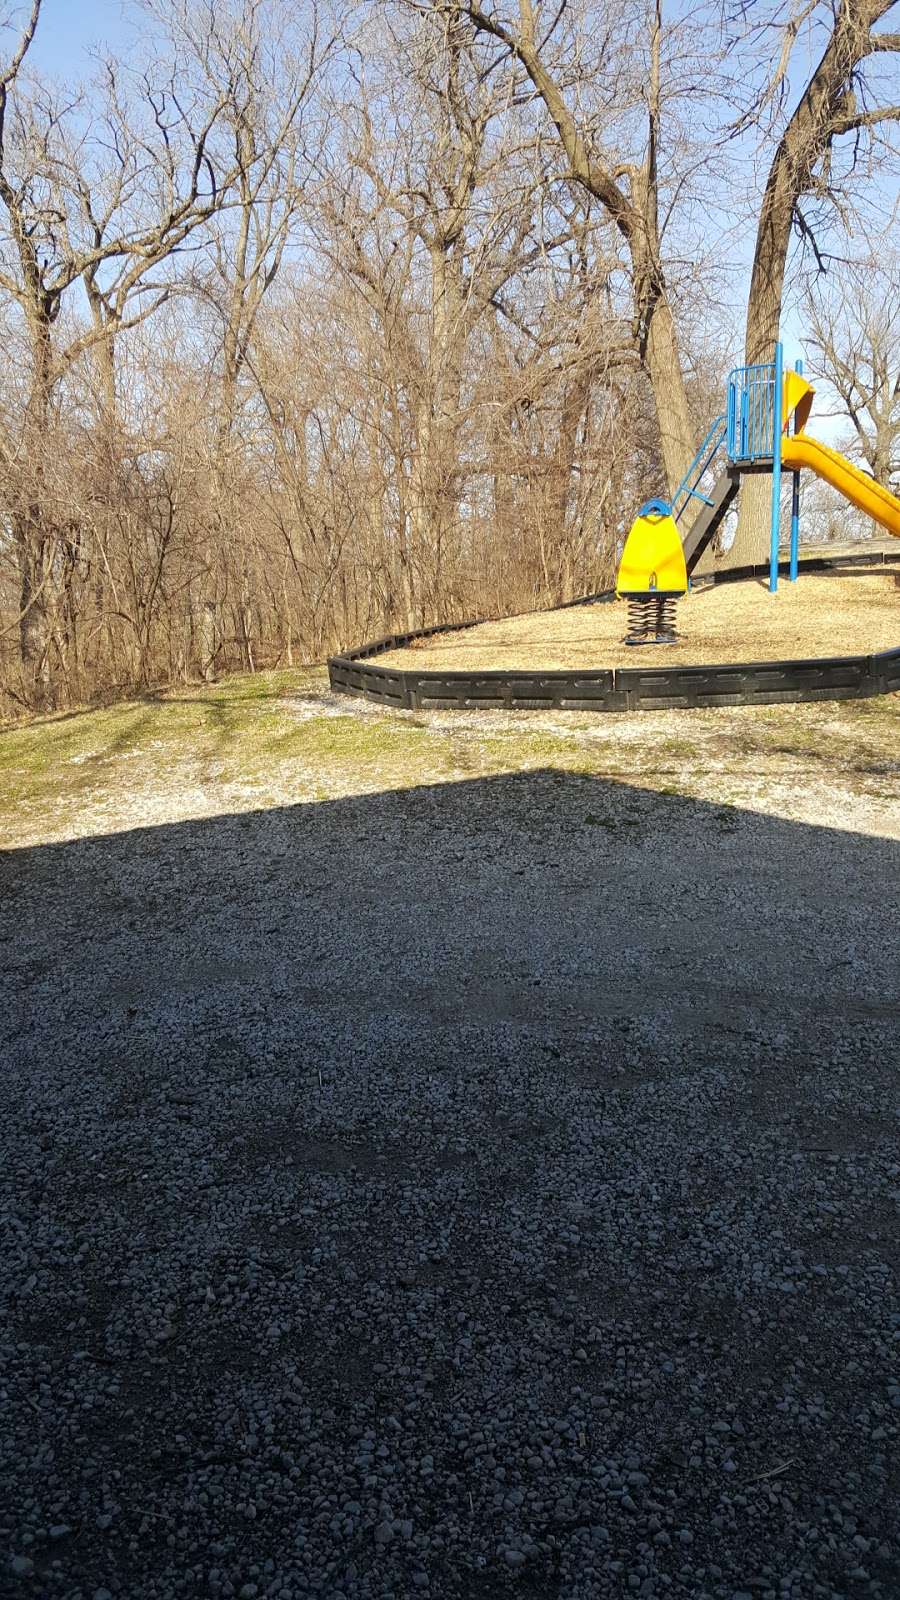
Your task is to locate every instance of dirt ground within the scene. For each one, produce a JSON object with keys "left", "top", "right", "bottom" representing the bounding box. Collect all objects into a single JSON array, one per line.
[{"left": 377, "top": 569, "right": 900, "bottom": 672}]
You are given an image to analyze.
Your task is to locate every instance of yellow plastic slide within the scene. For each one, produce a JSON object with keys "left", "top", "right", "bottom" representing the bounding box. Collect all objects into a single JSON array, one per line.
[
  {"left": 781, "top": 432, "right": 900, "bottom": 539},
  {"left": 779, "top": 369, "right": 900, "bottom": 538}
]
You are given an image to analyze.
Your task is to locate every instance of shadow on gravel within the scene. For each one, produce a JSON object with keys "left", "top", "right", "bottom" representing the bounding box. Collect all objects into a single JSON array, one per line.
[{"left": 2, "top": 770, "right": 899, "bottom": 1600}]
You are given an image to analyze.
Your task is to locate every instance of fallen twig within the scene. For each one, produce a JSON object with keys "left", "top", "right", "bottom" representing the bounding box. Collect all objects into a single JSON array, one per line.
[{"left": 746, "top": 1457, "right": 798, "bottom": 1485}]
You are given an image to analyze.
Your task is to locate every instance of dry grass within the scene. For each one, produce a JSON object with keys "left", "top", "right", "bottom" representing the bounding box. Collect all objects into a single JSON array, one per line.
[{"left": 377, "top": 569, "right": 900, "bottom": 672}]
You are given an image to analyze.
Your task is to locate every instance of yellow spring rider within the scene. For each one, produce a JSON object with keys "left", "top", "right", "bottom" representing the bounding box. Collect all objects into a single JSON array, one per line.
[{"left": 616, "top": 498, "right": 688, "bottom": 646}]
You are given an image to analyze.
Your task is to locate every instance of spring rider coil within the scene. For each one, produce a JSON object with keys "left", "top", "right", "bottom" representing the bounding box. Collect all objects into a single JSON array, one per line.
[
  {"left": 624, "top": 591, "right": 681, "bottom": 645},
  {"left": 616, "top": 500, "right": 687, "bottom": 646}
]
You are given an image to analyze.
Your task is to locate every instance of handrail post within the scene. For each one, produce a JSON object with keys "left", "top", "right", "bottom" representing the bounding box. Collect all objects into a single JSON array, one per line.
[
  {"left": 727, "top": 380, "right": 736, "bottom": 458},
  {"left": 789, "top": 357, "right": 803, "bottom": 581},
  {"left": 769, "top": 341, "right": 784, "bottom": 593}
]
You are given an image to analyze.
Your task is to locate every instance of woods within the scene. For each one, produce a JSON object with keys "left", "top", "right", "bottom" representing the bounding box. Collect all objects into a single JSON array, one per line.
[{"left": 0, "top": 0, "right": 897, "bottom": 713}]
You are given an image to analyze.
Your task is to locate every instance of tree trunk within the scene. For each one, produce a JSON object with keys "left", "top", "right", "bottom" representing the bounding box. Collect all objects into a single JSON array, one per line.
[
  {"left": 16, "top": 313, "right": 55, "bottom": 704},
  {"left": 729, "top": 0, "right": 894, "bottom": 565},
  {"left": 727, "top": 142, "right": 794, "bottom": 566},
  {"left": 543, "top": 371, "right": 591, "bottom": 601},
  {"left": 199, "top": 598, "right": 218, "bottom": 681},
  {"left": 408, "top": 243, "right": 466, "bottom": 616},
  {"left": 463, "top": 5, "right": 697, "bottom": 499},
  {"left": 15, "top": 515, "right": 49, "bottom": 689},
  {"left": 630, "top": 118, "right": 696, "bottom": 497},
  {"left": 643, "top": 293, "right": 696, "bottom": 499}
]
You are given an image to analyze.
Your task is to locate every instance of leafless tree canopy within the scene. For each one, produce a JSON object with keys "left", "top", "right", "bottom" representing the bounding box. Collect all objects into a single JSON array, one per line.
[
  {"left": 806, "top": 251, "right": 900, "bottom": 483},
  {"left": 0, "top": 0, "right": 897, "bottom": 711}
]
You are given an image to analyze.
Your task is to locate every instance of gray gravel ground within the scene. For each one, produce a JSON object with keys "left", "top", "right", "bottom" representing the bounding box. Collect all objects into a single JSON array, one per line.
[{"left": 2, "top": 754, "right": 899, "bottom": 1600}]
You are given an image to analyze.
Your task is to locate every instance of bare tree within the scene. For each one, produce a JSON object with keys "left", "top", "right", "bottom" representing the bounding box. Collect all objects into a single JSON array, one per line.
[
  {"left": 805, "top": 249, "right": 900, "bottom": 483},
  {"left": 135, "top": 0, "right": 340, "bottom": 677},
  {"left": 455, "top": 0, "right": 900, "bottom": 557},
  {"left": 144, "top": 0, "right": 340, "bottom": 439},
  {"left": 457, "top": 0, "right": 704, "bottom": 494},
  {"left": 473, "top": 207, "right": 646, "bottom": 600},
  {"left": 726, "top": 0, "right": 900, "bottom": 560},
  {"left": 0, "top": 0, "right": 252, "bottom": 701},
  {"left": 740, "top": 0, "right": 900, "bottom": 364},
  {"left": 317, "top": 1, "right": 603, "bottom": 623},
  {"left": 0, "top": 0, "right": 718, "bottom": 714}
]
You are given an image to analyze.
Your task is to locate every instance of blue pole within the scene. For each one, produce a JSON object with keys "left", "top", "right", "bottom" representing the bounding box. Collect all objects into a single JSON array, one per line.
[
  {"left": 727, "top": 380, "right": 735, "bottom": 459},
  {"left": 789, "top": 357, "right": 803, "bottom": 581},
  {"left": 769, "top": 341, "right": 784, "bottom": 593}
]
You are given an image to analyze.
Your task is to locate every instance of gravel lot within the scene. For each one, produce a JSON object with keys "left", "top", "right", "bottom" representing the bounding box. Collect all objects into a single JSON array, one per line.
[{"left": 2, "top": 687, "right": 899, "bottom": 1600}]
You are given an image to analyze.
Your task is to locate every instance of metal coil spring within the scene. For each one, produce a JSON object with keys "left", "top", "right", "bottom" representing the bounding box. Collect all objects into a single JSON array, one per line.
[
  {"left": 624, "top": 595, "right": 679, "bottom": 645},
  {"left": 625, "top": 596, "right": 658, "bottom": 643},
  {"left": 655, "top": 596, "right": 679, "bottom": 641}
]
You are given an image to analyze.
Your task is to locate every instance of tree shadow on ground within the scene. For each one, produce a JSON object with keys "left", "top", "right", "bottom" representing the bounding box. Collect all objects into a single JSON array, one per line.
[{"left": 2, "top": 770, "right": 898, "bottom": 1599}]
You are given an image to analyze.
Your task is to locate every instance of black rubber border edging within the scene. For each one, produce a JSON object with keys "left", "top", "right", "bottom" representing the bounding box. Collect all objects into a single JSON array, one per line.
[{"left": 328, "top": 550, "right": 900, "bottom": 714}]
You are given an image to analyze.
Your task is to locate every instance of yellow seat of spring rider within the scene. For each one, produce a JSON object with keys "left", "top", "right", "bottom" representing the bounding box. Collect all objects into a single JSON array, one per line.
[
  {"left": 616, "top": 500, "right": 688, "bottom": 597},
  {"left": 616, "top": 500, "right": 687, "bottom": 645}
]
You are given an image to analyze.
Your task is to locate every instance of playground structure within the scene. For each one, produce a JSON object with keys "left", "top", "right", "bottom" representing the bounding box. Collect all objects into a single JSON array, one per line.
[
  {"left": 615, "top": 345, "right": 900, "bottom": 643},
  {"left": 330, "top": 341, "right": 900, "bottom": 714}
]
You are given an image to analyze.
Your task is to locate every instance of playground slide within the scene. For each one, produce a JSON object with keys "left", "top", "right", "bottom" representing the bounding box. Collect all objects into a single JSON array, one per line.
[{"left": 781, "top": 434, "right": 900, "bottom": 539}]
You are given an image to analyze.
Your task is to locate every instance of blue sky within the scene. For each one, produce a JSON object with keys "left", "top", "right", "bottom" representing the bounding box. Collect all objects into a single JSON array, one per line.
[{"left": 26, "top": 0, "right": 133, "bottom": 73}]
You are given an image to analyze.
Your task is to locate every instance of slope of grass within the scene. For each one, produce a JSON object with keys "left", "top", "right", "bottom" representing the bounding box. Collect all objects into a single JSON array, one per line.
[
  {"left": 1, "top": 667, "right": 898, "bottom": 848},
  {"left": 1, "top": 671, "right": 314, "bottom": 813}
]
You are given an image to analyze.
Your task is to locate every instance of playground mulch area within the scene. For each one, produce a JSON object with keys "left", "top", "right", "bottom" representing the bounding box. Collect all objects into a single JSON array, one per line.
[{"left": 376, "top": 568, "right": 900, "bottom": 671}]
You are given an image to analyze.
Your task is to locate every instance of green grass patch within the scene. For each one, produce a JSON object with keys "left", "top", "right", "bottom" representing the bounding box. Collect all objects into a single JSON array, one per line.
[
  {"left": 0, "top": 670, "right": 320, "bottom": 814},
  {"left": 216, "top": 713, "right": 445, "bottom": 787},
  {"left": 478, "top": 731, "right": 585, "bottom": 768},
  {"left": 0, "top": 668, "right": 456, "bottom": 826},
  {"left": 1, "top": 664, "right": 896, "bottom": 844}
]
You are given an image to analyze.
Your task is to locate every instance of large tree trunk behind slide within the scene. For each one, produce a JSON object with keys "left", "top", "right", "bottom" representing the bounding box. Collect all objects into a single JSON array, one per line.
[
  {"left": 724, "top": 471, "right": 773, "bottom": 570},
  {"left": 726, "top": 193, "right": 788, "bottom": 569}
]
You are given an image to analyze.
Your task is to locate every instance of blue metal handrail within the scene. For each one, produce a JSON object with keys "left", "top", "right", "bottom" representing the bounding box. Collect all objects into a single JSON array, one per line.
[
  {"left": 726, "top": 352, "right": 786, "bottom": 591},
  {"left": 727, "top": 362, "right": 777, "bottom": 462},
  {"left": 672, "top": 414, "right": 727, "bottom": 523}
]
